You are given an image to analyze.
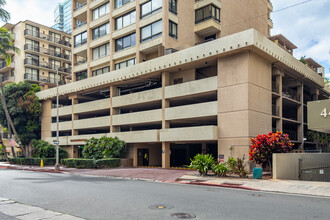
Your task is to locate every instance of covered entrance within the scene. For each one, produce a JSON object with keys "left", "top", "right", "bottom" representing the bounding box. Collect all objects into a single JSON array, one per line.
[
  {"left": 170, "top": 143, "right": 217, "bottom": 167},
  {"left": 137, "top": 149, "right": 149, "bottom": 166}
]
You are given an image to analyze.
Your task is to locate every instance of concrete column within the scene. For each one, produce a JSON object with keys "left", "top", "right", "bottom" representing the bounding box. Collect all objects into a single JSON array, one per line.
[
  {"left": 135, "top": 1, "right": 141, "bottom": 63},
  {"left": 86, "top": 0, "right": 92, "bottom": 78},
  {"left": 41, "top": 99, "right": 52, "bottom": 140},
  {"left": 202, "top": 143, "right": 207, "bottom": 155},
  {"left": 133, "top": 144, "right": 138, "bottom": 167},
  {"left": 71, "top": 97, "right": 79, "bottom": 136},
  {"left": 312, "top": 88, "right": 319, "bottom": 101},
  {"left": 275, "top": 68, "right": 283, "bottom": 130},
  {"left": 162, "top": 142, "right": 170, "bottom": 168},
  {"left": 110, "top": 85, "right": 118, "bottom": 133},
  {"left": 297, "top": 83, "right": 304, "bottom": 148}
]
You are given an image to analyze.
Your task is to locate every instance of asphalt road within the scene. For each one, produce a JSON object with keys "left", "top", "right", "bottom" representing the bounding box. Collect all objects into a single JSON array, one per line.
[{"left": 0, "top": 169, "right": 329, "bottom": 220}]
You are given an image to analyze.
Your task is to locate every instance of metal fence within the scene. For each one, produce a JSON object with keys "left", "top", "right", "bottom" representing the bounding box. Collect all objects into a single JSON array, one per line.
[{"left": 298, "top": 158, "right": 330, "bottom": 182}]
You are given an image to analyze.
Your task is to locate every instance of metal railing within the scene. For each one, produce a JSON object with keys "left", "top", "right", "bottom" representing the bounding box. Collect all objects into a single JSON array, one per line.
[
  {"left": 74, "top": 21, "right": 87, "bottom": 30},
  {"left": 24, "top": 29, "right": 71, "bottom": 47},
  {"left": 282, "top": 87, "right": 300, "bottom": 102},
  {"left": 24, "top": 73, "right": 65, "bottom": 85},
  {"left": 24, "top": 44, "right": 71, "bottom": 61},
  {"left": 74, "top": 59, "right": 87, "bottom": 66},
  {"left": 74, "top": 2, "right": 87, "bottom": 11},
  {"left": 24, "top": 58, "right": 71, "bottom": 73}
]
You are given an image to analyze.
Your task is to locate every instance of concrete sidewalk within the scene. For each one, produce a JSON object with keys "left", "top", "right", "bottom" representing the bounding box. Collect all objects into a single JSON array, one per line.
[
  {"left": 1, "top": 162, "right": 330, "bottom": 198},
  {"left": 177, "top": 174, "right": 330, "bottom": 198}
]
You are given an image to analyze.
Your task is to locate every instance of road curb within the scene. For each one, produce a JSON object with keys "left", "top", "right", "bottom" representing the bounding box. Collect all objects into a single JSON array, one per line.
[
  {"left": 179, "top": 181, "right": 260, "bottom": 191},
  {"left": 0, "top": 165, "right": 62, "bottom": 173}
]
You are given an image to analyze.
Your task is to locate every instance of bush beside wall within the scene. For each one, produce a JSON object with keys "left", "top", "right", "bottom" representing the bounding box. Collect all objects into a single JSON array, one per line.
[
  {"left": 8, "top": 158, "right": 56, "bottom": 166},
  {"left": 61, "top": 158, "right": 120, "bottom": 169}
]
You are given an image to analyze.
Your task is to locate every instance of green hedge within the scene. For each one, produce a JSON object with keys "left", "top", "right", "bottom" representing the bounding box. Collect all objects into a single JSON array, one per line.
[
  {"left": 61, "top": 158, "right": 120, "bottom": 169},
  {"left": 8, "top": 158, "right": 56, "bottom": 166}
]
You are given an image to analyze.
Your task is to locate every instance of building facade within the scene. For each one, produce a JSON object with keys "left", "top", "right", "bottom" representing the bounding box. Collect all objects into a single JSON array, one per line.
[
  {"left": 52, "top": 0, "right": 73, "bottom": 34},
  {"left": 1, "top": 20, "right": 72, "bottom": 88},
  {"left": 37, "top": 0, "right": 329, "bottom": 168}
]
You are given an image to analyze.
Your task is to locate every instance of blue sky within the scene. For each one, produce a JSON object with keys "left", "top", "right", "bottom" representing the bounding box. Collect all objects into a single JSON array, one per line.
[{"left": 1, "top": 0, "right": 329, "bottom": 78}]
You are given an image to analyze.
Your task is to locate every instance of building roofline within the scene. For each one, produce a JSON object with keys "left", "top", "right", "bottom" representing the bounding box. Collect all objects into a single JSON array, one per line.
[
  {"left": 36, "top": 28, "right": 326, "bottom": 100},
  {"left": 269, "top": 34, "right": 297, "bottom": 50},
  {"left": 1, "top": 20, "right": 71, "bottom": 37}
]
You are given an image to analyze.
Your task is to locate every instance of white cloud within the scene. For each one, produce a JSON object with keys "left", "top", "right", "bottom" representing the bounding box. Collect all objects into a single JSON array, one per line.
[{"left": 272, "top": 0, "right": 330, "bottom": 75}]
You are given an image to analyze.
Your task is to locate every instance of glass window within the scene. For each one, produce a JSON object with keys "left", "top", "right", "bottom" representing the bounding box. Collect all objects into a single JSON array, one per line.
[
  {"left": 92, "top": 66, "right": 110, "bottom": 76},
  {"left": 93, "top": 2, "right": 110, "bottom": 20},
  {"left": 115, "top": 0, "right": 132, "bottom": 9},
  {"left": 141, "top": 0, "right": 162, "bottom": 19},
  {"left": 169, "top": 0, "right": 177, "bottom": 14},
  {"left": 115, "top": 10, "right": 136, "bottom": 30},
  {"left": 115, "top": 58, "right": 136, "bottom": 70},
  {"left": 169, "top": 20, "right": 177, "bottom": 39},
  {"left": 115, "top": 33, "right": 136, "bottom": 52},
  {"left": 195, "top": 4, "right": 220, "bottom": 24},
  {"left": 74, "top": 31, "right": 87, "bottom": 47},
  {"left": 92, "top": 43, "right": 110, "bottom": 60},
  {"left": 76, "top": 71, "right": 87, "bottom": 81},
  {"left": 92, "top": 23, "right": 110, "bottom": 40},
  {"left": 140, "top": 20, "right": 162, "bottom": 42}
]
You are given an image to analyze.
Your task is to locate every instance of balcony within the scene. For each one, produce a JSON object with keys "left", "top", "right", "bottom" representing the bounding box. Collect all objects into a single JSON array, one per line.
[
  {"left": 0, "top": 61, "right": 14, "bottom": 73},
  {"left": 24, "top": 29, "right": 71, "bottom": 47},
  {"left": 282, "top": 87, "right": 300, "bottom": 102},
  {"left": 24, "top": 44, "right": 71, "bottom": 61},
  {"left": 24, "top": 58, "right": 71, "bottom": 74},
  {"left": 0, "top": 74, "right": 15, "bottom": 83},
  {"left": 195, "top": 18, "right": 221, "bottom": 37},
  {"left": 24, "top": 73, "right": 65, "bottom": 85},
  {"left": 74, "top": 21, "right": 87, "bottom": 30}
]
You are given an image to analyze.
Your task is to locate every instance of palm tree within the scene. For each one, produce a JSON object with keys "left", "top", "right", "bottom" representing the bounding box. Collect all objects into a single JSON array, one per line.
[{"left": 0, "top": 1, "right": 27, "bottom": 157}]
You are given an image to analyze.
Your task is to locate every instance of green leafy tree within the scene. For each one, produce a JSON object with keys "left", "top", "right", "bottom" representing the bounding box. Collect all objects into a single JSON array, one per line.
[
  {"left": 307, "top": 131, "right": 330, "bottom": 152},
  {"left": 31, "top": 139, "right": 68, "bottom": 159},
  {"left": 0, "top": 82, "right": 42, "bottom": 157},
  {"left": 82, "top": 136, "right": 126, "bottom": 159}
]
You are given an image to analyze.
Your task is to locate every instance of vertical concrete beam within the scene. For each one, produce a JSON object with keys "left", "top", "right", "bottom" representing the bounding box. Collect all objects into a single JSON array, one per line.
[
  {"left": 162, "top": 142, "right": 170, "bottom": 168},
  {"left": 41, "top": 99, "right": 52, "bottom": 140},
  {"left": 110, "top": 85, "right": 118, "bottom": 133},
  {"left": 133, "top": 144, "right": 138, "bottom": 167},
  {"left": 275, "top": 68, "right": 283, "bottom": 130},
  {"left": 86, "top": 0, "right": 92, "bottom": 78},
  {"left": 71, "top": 97, "right": 78, "bottom": 136},
  {"left": 135, "top": 1, "right": 141, "bottom": 63},
  {"left": 297, "top": 83, "right": 304, "bottom": 148}
]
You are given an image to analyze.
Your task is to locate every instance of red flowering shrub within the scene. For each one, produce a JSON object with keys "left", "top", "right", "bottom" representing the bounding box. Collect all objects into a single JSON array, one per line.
[{"left": 249, "top": 131, "right": 293, "bottom": 169}]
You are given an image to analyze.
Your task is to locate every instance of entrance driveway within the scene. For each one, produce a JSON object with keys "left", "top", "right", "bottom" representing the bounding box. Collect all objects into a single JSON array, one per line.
[{"left": 65, "top": 167, "right": 197, "bottom": 182}]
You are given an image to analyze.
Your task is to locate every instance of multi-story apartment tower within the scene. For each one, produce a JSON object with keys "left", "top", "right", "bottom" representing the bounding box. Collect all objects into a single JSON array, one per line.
[
  {"left": 53, "top": 0, "right": 73, "bottom": 34},
  {"left": 1, "top": 21, "right": 72, "bottom": 88},
  {"left": 37, "top": 0, "right": 329, "bottom": 168},
  {"left": 71, "top": 0, "right": 272, "bottom": 81}
]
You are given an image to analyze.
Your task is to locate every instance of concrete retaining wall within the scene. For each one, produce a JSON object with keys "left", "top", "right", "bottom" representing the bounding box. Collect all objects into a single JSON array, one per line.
[{"left": 273, "top": 153, "right": 330, "bottom": 180}]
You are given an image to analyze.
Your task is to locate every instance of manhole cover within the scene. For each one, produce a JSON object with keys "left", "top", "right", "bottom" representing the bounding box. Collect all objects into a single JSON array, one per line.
[
  {"left": 171, "top": 213, "right": 196, "bottom": 219},
  {"left": 251, "top": 194, "right": 263, "bottom": 197},
  {"left": 149, "top": 204, "right": 174, "bottom": 210}
]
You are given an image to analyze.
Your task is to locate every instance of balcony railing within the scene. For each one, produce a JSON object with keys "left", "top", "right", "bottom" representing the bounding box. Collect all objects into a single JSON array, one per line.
[
  {"left": 24, "top": 58, "right": 71, "bottom": 73},
  {"left": 24, "top": 29, "right": 71, "bottom": 47},
  {"left": 74, "top": 21, "right": 87, "bottom": 30},
  {"left": 282, "top": 87, "right": 300, "bottom": 102},
  {"left": 74, "top": 59, "right": 87, "bottom": 66},
  {"left": 272, "top": 104, "right": 279, "bottom": 116},
  {"left": 1, "top": 74, "right": 14, "bottom": 82},
  {"left": 0, "top": 132, "right": 8, "bottom": 139},
  {"left": 74, "top": 2, "right": 87, "bottom": 11},
  {"left": 24, "top": 44, "right": 71, "bottom": 61},
  {"left": 24, "top": 73, "right": 65, "bottom": 85}
]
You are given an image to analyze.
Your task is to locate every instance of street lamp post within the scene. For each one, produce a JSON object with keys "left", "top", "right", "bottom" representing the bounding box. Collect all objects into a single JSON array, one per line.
[{"left": 55, "top": 68, "right": 60, "bottom": 171}]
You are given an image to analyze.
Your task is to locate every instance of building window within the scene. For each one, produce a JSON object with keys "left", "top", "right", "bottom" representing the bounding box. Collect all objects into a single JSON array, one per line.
[
  {"left": 92, "top": 66, "right": 110, "bottom": 76},
  {"left": 49, "top": 45, "right": 61, "bottom": 57},
  {"left": 169, "top": 0, "right": 177, "bottom": 15},
  {"left": 76, "top": 71, "right": 87, "bottom": 81},
  {"left": 115, "top": 58, "right": 136, "bottom": 70},
  {"left": 141, "top": 20, "right": 162, "bottom": 42},
  {"left": 74, "top": 31, "right": 87, "bottom": 47},
  {"left": 115, "top": 33, "right": 136, "bottom": 52},
  {"left": 25, "top": 24, "right": 39, "bottom": 37},
  {"left": 169, "top": 20, "right": 177, "bottom": 39},
  {"left": 93, "top": 2, "right": 110, "bottom": 20},
  {"left": 115, "top": 0, "right": 132, "bottom": 9},
  {"left": 115, "top": 10, "right": 136, "bottom": 30},
  {"left": 92, "top": 43, "right": 110, "bottom": 60},
  {"left": 49, "top": 31, "right": 61, "bottom": 43},
  {"left": 140, "top": 0, "right": 162, "bottom": 19},
  {"left": 92, "top": 23, "right": 110, "bottom": 40},
  {"left": 195, "top": 5, "right": 220, "bottom": 24}
]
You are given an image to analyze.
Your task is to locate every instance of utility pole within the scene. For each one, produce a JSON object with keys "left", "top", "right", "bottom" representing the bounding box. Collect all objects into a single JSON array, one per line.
[{"left": 55, "top": 68, "right": 60, "bottom": 171}]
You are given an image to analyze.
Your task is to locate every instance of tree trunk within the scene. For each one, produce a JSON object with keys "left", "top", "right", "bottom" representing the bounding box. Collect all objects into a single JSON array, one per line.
[
  {"left": 0, "top": 83, "right": 26, "bottom": 157},
  {"left": 8, "top": 122, "right": 16, "bottom": 158},
  {"left": 1, "top": 143, "right": 8, "bottom": 161}
]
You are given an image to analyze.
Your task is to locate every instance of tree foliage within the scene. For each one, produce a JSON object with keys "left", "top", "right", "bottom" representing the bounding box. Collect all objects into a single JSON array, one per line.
[
  {"left": 31, "top": 139, "right": 68, "bottom": 159},
  {"left": 0, "top": 82, "right": 41, "bottom": 147},
  {"left": 82, "top": 136, "right": 126, "bottom": 159},
  {"left": 307, "top": 131, "right": 330, "bottom": 152},
  {"left": 249, "top": 131, "right": 293, "bottom": 169}
]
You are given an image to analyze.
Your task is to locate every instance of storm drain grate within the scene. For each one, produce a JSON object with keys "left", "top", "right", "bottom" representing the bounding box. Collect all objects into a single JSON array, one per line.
[
  {"left": 149, "top": 204, "right": 174, "bottom": 210},
  {"left": 171, "top": 213, "right": 196, "bottom": 219}
]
